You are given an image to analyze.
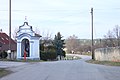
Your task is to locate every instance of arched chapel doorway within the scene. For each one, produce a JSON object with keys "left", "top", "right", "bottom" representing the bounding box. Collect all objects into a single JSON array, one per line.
[{"left": 21, "top": 39, "right": 30, "bottom": 57}]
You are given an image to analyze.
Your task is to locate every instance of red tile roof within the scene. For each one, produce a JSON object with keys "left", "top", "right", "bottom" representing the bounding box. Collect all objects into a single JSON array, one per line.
[{"left": 0, "top": 32, "right": 16, "bottom": 51}]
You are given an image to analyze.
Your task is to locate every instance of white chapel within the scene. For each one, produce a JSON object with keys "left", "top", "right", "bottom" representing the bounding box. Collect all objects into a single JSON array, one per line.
[{"left": 16, "top": 21, "right": 41, "bottom": 60}]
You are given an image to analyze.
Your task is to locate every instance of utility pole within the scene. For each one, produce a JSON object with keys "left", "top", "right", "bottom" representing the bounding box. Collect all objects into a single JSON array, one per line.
[
  {"left": 9, "top": 0, "right": 11, "bottom": 59},
  {"left": 91, "top": 8, "right": 94, "bottom": 60}
]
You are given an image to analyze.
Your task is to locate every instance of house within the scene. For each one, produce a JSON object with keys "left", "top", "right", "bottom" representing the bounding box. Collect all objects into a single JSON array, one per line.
[{"left": 0, "top": 30, "right": 17, "bottom": 59}]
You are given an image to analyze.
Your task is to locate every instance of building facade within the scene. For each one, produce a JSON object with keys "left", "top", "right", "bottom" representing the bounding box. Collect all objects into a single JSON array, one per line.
[
  {"left": 16, "top": 21, "right": 41, "bottom": 60},
  {"left": 0, "top": 30, "right": 17, "bottom": 59}
]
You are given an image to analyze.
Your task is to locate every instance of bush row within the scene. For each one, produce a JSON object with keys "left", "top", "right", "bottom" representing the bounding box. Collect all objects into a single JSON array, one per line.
[
  {"left": 40, "top": 51, "right": 57, "bottom": 61},
  {"left": 40, "top": 51, "right": 66, "bottom": 61}
]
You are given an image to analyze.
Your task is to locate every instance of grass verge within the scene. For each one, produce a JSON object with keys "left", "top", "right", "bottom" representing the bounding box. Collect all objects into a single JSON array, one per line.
[
  {"left": 65, "top": 55, "right": 81, "bottom": 60},
  {"left": 86, "top": 59, "right": 120, "bottom": 66},
  {"left": 0, "top": 59, "right": 45, "bottom": 62},
  {"left": 0, "top": 68, "right": 12, "bottom": 78}
]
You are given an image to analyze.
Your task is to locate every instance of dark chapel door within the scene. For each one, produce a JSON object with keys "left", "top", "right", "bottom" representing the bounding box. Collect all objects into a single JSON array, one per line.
[{"left": 21, "top": 39, "right": 30, "bottom": 57}]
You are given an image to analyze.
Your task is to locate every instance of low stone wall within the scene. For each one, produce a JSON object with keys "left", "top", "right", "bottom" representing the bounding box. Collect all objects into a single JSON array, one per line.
[{"left": 95, "top": 47, "right": 120, "bottom": 62}]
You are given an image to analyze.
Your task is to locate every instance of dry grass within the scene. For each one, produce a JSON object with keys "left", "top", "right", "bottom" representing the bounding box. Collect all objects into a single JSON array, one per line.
[
  {"left": 86, "top": 59, "right": 120, "bottom": 66},
  {"left": 0, "top": 68, "right": 11, "bottom": 78},
  {"left": 65, "top": 55, "right": 81, "bottom": 60}
]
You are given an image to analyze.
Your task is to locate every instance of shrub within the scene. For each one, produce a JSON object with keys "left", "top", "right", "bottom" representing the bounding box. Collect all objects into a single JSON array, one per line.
[
  {"left": 0, "top": 51, "right": 8, "bottom": 59},
  {"left": 0, "top": 52, "right": 2, "bottom": 58},
  {"left": 40, "top": 51, "right": 57, "bottom": 61},
  {"left": 62, "top": 50, "right": 66, "bottom": 57},
  {"left": 48, "top": 51, "right": 57, "bottom": 60},
  {"left": 40, "top": 51, "right": 47, "bottom": 61}
]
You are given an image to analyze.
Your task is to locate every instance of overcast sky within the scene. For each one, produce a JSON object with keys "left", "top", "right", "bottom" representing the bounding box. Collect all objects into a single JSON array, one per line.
[{"left": 0, "top": 0, "right": 120, "bottom": 39}]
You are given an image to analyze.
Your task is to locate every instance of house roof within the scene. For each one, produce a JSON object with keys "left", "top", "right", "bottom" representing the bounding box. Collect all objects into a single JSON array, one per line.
[{"left": 0, "top": 32, "right": 17, "bottom": 51}]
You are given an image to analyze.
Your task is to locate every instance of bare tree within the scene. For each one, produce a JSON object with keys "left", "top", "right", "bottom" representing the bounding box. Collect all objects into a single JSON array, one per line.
[
  {"left": 104, "top": 30, "right": 115, "bottom": 47},
  {"left": 113, "top": 25, "right": 120, "bottom": 46},
  {"left": 104, "top": 25, "right": 120, "bottom": 47},
  {"left": 103, "top": 25, "right": 120, "bottom": 47},
  {"left": 34, "top": 27, "right": 53, "bottom": 41},
  {"left": 65, "top": 35, "right": 80, "bottom": 53},
  {"left": 12, "top": 28, "right": 19, "bottom": 40},
  {"left": 35, "top": 27, "right": 41, "bottom": 35}
]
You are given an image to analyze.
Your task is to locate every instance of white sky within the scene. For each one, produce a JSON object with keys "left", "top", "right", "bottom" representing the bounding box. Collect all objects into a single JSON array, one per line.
[{"left": 0, "top": 0, "right": 120, "bottom": 39}]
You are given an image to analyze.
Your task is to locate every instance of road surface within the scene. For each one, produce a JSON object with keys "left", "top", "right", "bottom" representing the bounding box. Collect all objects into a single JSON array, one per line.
[{"left": 0, "top": 55, "right": 120, "bottom": 80}]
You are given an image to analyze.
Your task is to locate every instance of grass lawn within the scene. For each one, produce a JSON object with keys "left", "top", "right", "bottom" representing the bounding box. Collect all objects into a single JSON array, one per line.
[
  {"left": 86, "top": 59, "right": 120, "bottom": 66},
  {"left": 0, "top": 68, "right": 11, "bottom": 78}
]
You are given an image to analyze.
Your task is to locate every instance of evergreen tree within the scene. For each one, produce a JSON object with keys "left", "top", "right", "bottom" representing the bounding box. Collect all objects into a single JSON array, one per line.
[{"left": 53, "top": 32, "right": 65, "bottom": 60}]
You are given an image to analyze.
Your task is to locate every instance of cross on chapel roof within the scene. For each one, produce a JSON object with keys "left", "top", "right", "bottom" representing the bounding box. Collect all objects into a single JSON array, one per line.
[
  {"left": 17, "top": 17, "right": 33, "bottom": 33},
  {"left": 24, "top": 16, "right": 28, "bottom": 25}
]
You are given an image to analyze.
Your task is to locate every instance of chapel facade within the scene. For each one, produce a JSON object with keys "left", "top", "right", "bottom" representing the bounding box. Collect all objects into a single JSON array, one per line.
[{"left": 16, "top": 21, "right": 41, "bottom": 60}]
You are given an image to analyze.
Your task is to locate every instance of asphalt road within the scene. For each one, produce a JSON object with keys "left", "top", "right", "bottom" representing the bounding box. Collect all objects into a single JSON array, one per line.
[{"left": 1, "top": 55, "right": 120, "bottom": 80}]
